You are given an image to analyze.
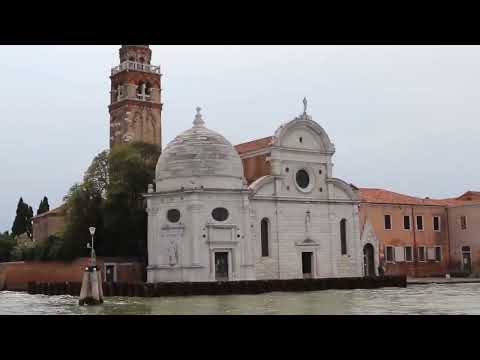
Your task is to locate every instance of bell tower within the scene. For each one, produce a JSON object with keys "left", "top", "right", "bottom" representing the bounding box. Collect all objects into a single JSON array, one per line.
[{"left": 108, "top": 45, "right": 162, "bottom": 149}]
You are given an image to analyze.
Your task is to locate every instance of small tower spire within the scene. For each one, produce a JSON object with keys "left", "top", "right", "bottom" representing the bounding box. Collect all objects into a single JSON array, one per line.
[
  {"left": 303, "top": 97, "right": 308, "bottom": 115},
  {"left": 193, "top": 106, "right": 205, "bottom": 127}
]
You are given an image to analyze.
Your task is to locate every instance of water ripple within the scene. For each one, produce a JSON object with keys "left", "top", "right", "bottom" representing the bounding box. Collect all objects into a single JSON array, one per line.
[{"left": 1, "top": 283, "right": 480, "bottom": 315}]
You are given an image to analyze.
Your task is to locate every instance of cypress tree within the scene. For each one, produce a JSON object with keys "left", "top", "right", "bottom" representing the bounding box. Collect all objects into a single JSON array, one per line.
[
  {"left": 11, "top": 198, "right": 27, "bottom": 236},
  {"left": 36, "top": 196, "right": 50, "bottom": 215},
  {"left": 11, "top": 198, "right": 34, "bottom": 239}
]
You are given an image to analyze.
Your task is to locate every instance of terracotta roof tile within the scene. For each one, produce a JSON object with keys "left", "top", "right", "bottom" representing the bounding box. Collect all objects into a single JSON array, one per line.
[
  {"left": 235, "top": 136, "right": 273, "bottom": 155},
  {"left": 358, "top": 188, "right": 470, "bottom": 206}
]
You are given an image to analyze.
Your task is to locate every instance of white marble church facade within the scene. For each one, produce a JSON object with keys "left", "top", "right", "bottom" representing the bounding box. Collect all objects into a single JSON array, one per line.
[{"left": 145, "top": 102, "right": 363, "bottom": 282}]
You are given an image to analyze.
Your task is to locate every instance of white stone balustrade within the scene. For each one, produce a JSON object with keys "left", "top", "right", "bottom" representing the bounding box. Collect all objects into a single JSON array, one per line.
[{"left": 111, "top": 61, "right": 161, "bottom": 75}]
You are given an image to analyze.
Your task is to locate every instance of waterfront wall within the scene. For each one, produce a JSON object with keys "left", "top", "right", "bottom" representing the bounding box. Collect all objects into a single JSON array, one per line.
[
  {"left": 0, "top": 258, "right": 144, "bottom": 291},
  {"left": 27, "top": 276, "right": 406, "bottom": 297}
]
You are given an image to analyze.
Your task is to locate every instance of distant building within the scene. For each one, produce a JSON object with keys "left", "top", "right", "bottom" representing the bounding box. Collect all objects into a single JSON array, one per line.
[
  {"left": 448, "top": 200, "right": 480, "bottom": 275},
  {"left": 31, "top": 205, "right": 66, "bottom": 242},
  {"left": 358, "top": 189, "right": 480, "bottom": 277}
]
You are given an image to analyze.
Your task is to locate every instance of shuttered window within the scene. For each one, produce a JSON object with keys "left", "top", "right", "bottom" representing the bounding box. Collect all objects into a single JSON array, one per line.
[{"left": 395, "top": 247, "right": 405, "bottom": 262}]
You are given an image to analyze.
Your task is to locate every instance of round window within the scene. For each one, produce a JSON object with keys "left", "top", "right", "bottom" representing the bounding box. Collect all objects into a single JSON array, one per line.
[
  {"left": 212, "top": 207, "right": 229, "bottom": 222},
  {"left": 167, "top": 209, "right": 181, "bottom": 223},
  {"left": 296, "top": 169, "right": 310, "bottom": 189}
]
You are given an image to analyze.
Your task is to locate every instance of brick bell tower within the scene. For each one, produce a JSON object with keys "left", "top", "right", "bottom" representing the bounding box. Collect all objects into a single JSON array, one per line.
[{"left": 109, "top": 45, "right": 162, "bottom": 149}]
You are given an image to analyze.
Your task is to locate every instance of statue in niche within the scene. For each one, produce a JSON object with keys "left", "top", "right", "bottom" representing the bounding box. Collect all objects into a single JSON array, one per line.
[
  {"left": 167, "top": 239, "right": 178, "bottom": 266},
  {"left": 305, "top": 210, "right": 311, "bottom": 236}
]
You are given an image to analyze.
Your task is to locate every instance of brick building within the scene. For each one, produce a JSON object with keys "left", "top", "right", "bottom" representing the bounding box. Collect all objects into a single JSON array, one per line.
[
  {"left": 357, "top": 188, "right": 480, "bottom": 277},
  {"left": 31, "top": 205, "right": 67, "bottom": 242},
  {"left": 109, "top": 45, "right": 162, "bottom": 149}
]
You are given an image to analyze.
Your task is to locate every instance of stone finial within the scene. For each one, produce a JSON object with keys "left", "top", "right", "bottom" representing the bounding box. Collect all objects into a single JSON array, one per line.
[
  {"left": 193, "top": 106, "right": 205, "bottom": 127},
  {"left": 303, "top": 97, "right": 308, "bottom": 114},
  {"left": 148, "top": 184, "right": 154, "bottom": 193}
]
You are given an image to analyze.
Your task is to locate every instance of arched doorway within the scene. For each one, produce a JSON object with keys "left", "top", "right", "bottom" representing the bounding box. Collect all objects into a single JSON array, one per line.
[{"left": 363, "top": 244, "right": 375, "bottom": 277}]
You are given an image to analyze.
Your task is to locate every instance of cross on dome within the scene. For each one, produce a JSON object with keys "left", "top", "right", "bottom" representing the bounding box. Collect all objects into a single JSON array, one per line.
[{"left": 193, "top": 106, "right": 205, "bottom": 127}]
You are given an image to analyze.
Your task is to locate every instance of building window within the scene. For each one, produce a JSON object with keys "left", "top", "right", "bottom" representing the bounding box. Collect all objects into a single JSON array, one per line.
[
  {"left": 212, "top": 207, "right": 229, "bottom": 222},
  {"left": 340, "top": 219, "right": 347, "bottom": 255},
  {"left": 384, "top": 215, "right": 392, "bottom": 230},
  {"left": 418, "top": 247, "right": 426, "bottom": 262},
  {"left": 427, "top": 247, "right": 436, "bottom": 261},
  {"left": 166, "top": 209, "right": 180, "bottom": 223},
  {"left": 386, "top": 246, "right": 394, "bottom": 263},
  {"left": 403, "top": 216, "right": 411, "bottom": 230},
  {"left": 394, "top": 247, "right": 405, "bottom": 262},
  {"left": 460, "top": 216, "right": 467, "bottom": 230},
  {"left": 416, "top": 215, "right": 424, "bottom": 231},
  {"left": 261, "top": 218, "right": 269, "bottom": 257},
  {"left": 462, "top": 246, "right": 471, "bottom": 252},
  {"left": 433, "top": 216, "right": 441, "bottom": 232},
  {"left": 405, "top": 246, "right": 413, "bottom": 262},
  {"left": 435, "top": 247, "right": 442, "bottom": 262},
  {"left": 296, "top": 169, "right": 310, "bottom": 189}
]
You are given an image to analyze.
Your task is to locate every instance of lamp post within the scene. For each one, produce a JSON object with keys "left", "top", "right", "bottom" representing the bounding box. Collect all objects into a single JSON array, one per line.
[{"left": 88, "top": 226, "right": 96, "bottom": 268}]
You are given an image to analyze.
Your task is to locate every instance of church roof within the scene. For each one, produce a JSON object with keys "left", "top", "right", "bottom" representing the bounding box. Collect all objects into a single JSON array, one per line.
[
  {"left": 155, "top": 108, "right": 245, "bottom": 191},
  {"left": 234, "top": 136, "right": 273, "bottom": 155},
  {"left": 358, "top": 188, "right": 473, "bottom": 206}
]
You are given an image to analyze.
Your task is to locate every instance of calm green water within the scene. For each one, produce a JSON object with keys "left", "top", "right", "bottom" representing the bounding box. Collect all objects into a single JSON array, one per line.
[{"left": 1, "top": 283, "right": 480, "bottom": 315}]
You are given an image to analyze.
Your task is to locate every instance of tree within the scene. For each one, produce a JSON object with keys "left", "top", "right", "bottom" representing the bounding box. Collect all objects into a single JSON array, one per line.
[
  {"left": 83, "top": 150, "right": 109, "bottom": 197},
  {"left": 56, "top": 142, "right": 160, "bottom": 261},
  {"left": 11, "top": 198, "right": 33, "bottom": 239},
  {"left": 58, "top": 183, "right": 103, "bottom": 261},
  {"left": 36, "top": 196, "right": 50, "bottom": 215},
  {"left": 101, "top": 142, "right": 159, "bottom": 258},
  {"left": 0, "top": 231, "right": 15, "bottom": 262}
]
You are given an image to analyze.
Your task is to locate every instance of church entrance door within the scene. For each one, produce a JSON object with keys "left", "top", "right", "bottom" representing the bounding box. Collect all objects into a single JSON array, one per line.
[
  {"left": 215, "top": 252, "right": 229, "bottom": 281},
  {"left": 363, "top": 244, "right": 375, "bottom": 277},
  {"left": 302, "top": 252, "right": 313, "bottom": 279}
]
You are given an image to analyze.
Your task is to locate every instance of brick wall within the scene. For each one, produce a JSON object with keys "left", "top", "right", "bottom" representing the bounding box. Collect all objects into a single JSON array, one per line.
[{"left": 0, "top": 257, "right": 145, "bottom": 291}]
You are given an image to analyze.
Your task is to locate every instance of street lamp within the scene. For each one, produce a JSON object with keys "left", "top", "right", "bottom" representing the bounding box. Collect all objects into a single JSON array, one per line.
[{"left": 88, "top": 226, "right": 96, "bottom": 267}]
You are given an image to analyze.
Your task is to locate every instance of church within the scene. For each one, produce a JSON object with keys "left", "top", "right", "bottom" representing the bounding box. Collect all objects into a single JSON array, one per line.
[{"left": 145, "top": 102, "right": 364, "bottom": 282}]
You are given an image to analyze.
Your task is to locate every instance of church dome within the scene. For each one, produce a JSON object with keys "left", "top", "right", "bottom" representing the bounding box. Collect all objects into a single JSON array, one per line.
[{"left": 155, "top": 107, "right": 245, "bottom": 192}]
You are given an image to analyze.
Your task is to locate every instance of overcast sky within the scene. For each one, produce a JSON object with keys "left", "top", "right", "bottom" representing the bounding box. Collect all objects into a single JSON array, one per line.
[{"left": 0, "top": 45, "right": 479, "bottom": 232}]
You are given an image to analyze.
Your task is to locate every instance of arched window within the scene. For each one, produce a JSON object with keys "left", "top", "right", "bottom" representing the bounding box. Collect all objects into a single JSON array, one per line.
[
  {"left": 340, "top": 219, "right": 347, "bottom": 255},
  {"left": 261, "top": 218, "right": 269, "bottom": 257},
  {"left": 145, "top": 82, "right": 152, "bottom": 95},
  {"left": 137, "top": 82, "right": 145, "bottom": 95}
]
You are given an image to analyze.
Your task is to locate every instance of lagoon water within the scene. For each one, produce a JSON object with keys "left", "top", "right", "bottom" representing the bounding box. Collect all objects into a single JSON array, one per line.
[{"left": 1, "top": 283, "right": 480, "bottom": 315}]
